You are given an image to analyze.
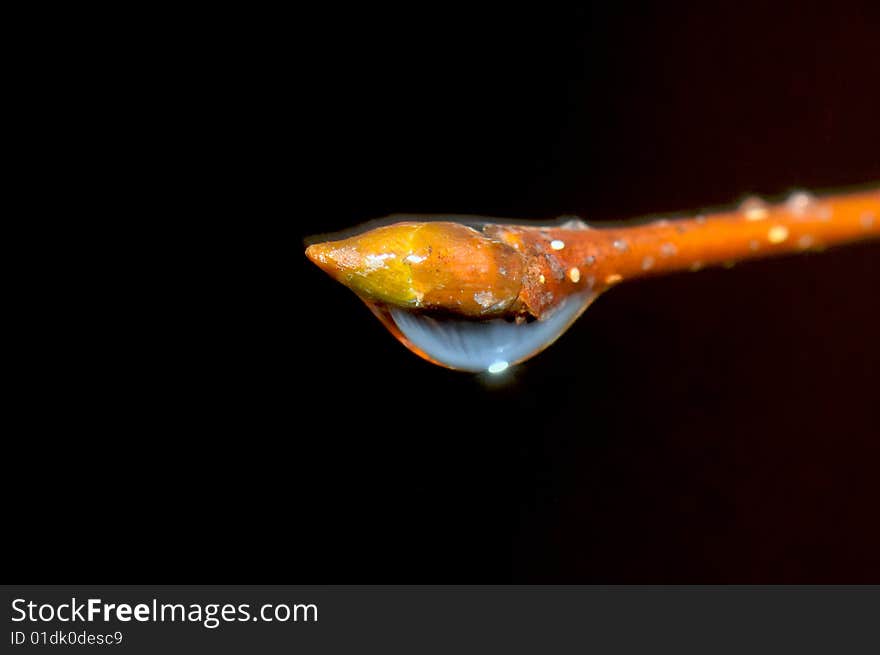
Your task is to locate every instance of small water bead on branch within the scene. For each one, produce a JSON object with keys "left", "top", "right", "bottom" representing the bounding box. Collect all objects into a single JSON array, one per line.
[{"left": 305, "top": 188, "right": 880, "bottom": 372}]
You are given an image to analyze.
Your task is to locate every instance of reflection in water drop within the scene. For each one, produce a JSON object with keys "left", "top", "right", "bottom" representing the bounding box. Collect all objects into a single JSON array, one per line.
[{"left": 366, "top": 292, "right": 597, "bottom": 372}]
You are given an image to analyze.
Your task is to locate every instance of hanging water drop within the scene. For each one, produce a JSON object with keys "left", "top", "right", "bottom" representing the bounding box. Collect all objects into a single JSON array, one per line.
[
  {"left": 306, "top": 191, "right": 880, "bottom": 372},
  {"left": 366, "top": 292, "right": 597, "bottom": 372}
]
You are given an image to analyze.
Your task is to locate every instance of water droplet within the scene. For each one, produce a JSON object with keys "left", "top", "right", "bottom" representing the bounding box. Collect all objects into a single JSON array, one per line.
[
  {"left": 559, "top": 217, "right": 589, "bottom": 230},
  {"left": 568, "top": 267, "right": 580, "bottom": 283},
  {"left": 368, "top": 293, "right": 597, "bottom": 372},
  {"left": 613, "top": 239, "right": 628, "bottom": 252},
  {"left": 786, "top": 191, "right": 814, "bottom": 216},
  {"left": 741, "top": 196, "right": 769, "bottom": 221},
  {"left": 768, "top": 225, "right": 789, "bottom": 244},
  {"left": 550, "top": 239, "right": 565, "bottom": 250}
]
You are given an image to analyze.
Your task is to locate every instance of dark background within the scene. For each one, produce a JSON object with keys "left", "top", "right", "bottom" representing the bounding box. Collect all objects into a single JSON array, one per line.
[{"left": 12, "top": 4, "right": 879, "bottom": 583}]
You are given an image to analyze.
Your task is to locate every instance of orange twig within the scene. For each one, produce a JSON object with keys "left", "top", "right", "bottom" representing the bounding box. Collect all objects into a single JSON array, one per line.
[
  {"left": 488, "top": 189, "right": 879, "bottom": 319},
  {"left": 307, "top": 189, "right": 879, "bottom": 321}
]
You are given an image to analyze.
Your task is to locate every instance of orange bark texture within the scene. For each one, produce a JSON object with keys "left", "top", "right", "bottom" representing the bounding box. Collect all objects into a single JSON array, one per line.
[{"left": 307, "top": 189, "right": 879, "bottom": 320}]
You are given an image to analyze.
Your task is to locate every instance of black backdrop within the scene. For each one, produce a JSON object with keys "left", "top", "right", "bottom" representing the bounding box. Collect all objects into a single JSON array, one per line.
[{"left": 13, "top": 4, "right": 879, "bottom": 583}]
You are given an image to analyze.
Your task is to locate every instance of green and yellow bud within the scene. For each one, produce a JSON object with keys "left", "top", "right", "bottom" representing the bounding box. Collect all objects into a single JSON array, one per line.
[{"left": 306, "top": 222, "right": 524, "bottom": 317}]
